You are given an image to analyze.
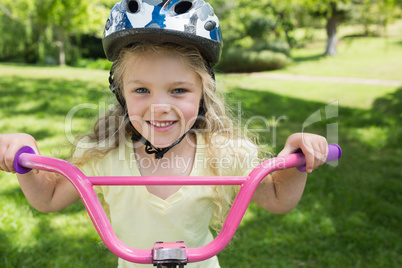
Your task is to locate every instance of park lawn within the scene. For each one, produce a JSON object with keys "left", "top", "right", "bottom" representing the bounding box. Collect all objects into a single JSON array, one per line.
[
  {"left": 277, "top": 36, "right": 402, "bottom": 81},
  {"left": 0, "top": 66, "right": 117, "bottom": 267},
  {"left": 286, "top": 20, "right": 402, "bottom": 81},
  {"left": 215, "top": 76, "right": 401, "bottom": 267},
  {"left": 0, "top": 63, "right": 108, "bottom": 82},
  {"left": 218, "top": 74, "right": 398, "bottom": 109},
  {"left": 1, "top": 34, "right": 401, "bottom": 267}
]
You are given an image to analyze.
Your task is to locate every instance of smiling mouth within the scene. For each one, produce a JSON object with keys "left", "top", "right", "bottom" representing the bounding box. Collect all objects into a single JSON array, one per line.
[{"left": 148, "top": 121, "right": 176, "bottom": 128}]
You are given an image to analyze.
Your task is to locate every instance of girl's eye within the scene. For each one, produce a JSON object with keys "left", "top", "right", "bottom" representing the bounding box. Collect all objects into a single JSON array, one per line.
[
  {"left": 135, "top": 88, "right": 149, "bottom": 94},
  {"left": 172, "top": 88, "right": 187, "bottom": 94}
]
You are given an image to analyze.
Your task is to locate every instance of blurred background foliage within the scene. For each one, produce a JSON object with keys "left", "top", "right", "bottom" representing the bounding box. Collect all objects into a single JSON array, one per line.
[{"left": 0, "top": 0, "right": 401, "bottom": 72}]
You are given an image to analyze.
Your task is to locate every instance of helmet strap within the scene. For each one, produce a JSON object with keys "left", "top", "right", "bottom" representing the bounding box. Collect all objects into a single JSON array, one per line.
[{"left": 130, "top": 103, "right": 205, "bottom": 159}]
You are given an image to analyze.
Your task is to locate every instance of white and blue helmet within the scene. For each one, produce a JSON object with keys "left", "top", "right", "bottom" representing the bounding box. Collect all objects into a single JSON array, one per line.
[{"left": 102, "top": 0, "right": 223, "bottom": 66}]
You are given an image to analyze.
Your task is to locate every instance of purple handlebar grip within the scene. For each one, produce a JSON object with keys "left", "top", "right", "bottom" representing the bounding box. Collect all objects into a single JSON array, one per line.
[
  {"left": 297, "top": 143, "right": 342, "bottom": 172},
  {"left": 14, "top": 146, "right": 36, "bottom": 174},
  {"left": 326, "top": 143, "right": 342, "bottom": 162}
]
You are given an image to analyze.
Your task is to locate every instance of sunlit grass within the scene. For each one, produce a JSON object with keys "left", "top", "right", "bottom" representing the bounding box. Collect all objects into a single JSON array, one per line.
[
  {"left": 218, "top": 74, "right": 397, "bottom": 109},
  {"left": 349, "top": 126, "right": 389, "bottom": 149},
  {"left": 280, "top": 36, "right": 402, "bottom": 81},
  {"left": 0, "top": 64, "right": 108, "bottom": 82},
  {"left": 294, "top": 19, "right": 402, "bottom": 41}
]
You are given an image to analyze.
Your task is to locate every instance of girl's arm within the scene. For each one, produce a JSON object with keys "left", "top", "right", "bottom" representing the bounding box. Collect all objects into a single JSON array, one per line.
[
  {"left": 251, "top": 133, "right": 328, "bottom": 214},
  {"left": 0, "top": 133, "right": 80, "bottom": 213}
]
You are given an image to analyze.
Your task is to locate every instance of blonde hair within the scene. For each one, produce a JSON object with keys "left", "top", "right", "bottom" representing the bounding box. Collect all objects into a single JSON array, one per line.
[{"left": 70, "top": 43, "right": 260, "bottom": 231}]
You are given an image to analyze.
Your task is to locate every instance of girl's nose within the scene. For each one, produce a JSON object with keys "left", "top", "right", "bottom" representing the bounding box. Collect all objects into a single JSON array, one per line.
[
  {"left": 149, "top": 92, "right": 175, "bottom": 115},
  {"left": 150, "top": 103, "right": 172, "bottom": 115}
]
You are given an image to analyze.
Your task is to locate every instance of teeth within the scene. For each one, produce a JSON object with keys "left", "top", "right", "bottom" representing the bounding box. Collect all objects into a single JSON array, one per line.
[{"left": 150, "top": 121, "right": 174, "bottom": 127}]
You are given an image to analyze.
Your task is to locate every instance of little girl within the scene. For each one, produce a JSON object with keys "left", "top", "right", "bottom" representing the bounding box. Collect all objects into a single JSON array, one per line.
[{"left": 0, "top": 1, "right": 329, "bottom": 267}]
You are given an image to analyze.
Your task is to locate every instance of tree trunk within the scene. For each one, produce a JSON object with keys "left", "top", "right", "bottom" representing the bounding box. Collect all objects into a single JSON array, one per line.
[
  {"left": 56, "top": 40, "right": 66, "bottom": 66},
  {"left": 325, "top": 2, "right": 338, "bottom": 56}
]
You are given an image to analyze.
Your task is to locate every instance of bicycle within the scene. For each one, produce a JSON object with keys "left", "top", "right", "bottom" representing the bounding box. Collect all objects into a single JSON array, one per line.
[{"left": 13, "top": 144, "right": 342, "bottom": 268}]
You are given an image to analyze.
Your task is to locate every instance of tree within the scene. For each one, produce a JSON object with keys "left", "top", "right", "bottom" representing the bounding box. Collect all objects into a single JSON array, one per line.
[
  {"left": 36, "top": 0, "right": 111, "bottom": 66},
  {"left": 0, "top": 0, "right": 40, "bottom": 62},
  {"left": 303, "top": 0, "right": 399, "bottom": 55},
  {"left": 210, "top": 0, "right": 349, "bottom": 55},
  {"left": 0, "top": 2, "right": 23, "bottom": 61},
  {"left": 355, "top": 0, "right": 399, "bottom": 37},
  {"left": 324, "top": 2, "right": 341, "bottom": 55},
  {"left": 209, "top": 0, "right": 295, "bottom": 52},
  {"left": 259, "top": 0, "right": 299, "bottom": 48},
  {"left": 0, "top": 0, "right": 113, "bottom": 65},
  {"left": 301, "top": 0, "right": 353, "bottom": 56}
]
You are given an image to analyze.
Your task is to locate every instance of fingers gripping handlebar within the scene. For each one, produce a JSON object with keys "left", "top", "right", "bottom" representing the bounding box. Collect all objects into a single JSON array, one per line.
[{"left": 13, "top": 144, "right": 342, "bottom": 265}]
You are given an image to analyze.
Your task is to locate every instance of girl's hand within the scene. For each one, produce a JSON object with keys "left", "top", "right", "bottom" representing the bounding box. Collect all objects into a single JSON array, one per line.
[
  {"left": 0, "top": 133, "right": 39, "bottom": 173},
  {"left": 278, "top": 133, "right": 328, "bottom": 173}
]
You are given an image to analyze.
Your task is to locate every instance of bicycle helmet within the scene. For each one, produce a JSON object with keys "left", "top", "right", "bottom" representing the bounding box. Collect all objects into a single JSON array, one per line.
[
  {"left": 102, "top": 0, "right": 222, "bottom": 159},
  {"left": 102, "top": 0, "right": 223, "bottom": 66}
]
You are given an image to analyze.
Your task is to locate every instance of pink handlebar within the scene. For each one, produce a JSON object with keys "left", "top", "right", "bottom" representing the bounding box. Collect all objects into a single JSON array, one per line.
[{"left": 13, "top": 144, "right": 341, "bottom": 264}]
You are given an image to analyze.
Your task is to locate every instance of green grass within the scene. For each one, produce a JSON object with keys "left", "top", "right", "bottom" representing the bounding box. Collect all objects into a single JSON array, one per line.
[
  {"left": 219, "top": 75, "right": 398, "bottom": 109},
  {"left": 288, "top": 20, "right": 402, "bottom": 80},
  {"left": 1, "top": 34, "right": 402, "bottom": 267},
  {"left": 215, "top": 81, "right": 402, "bottom": 267},
  {"left": 0, "top": 68, "right": 117, "bottom": 267},
  {"left": 279, "top": 36, "right": 402, "bottom": 81}
]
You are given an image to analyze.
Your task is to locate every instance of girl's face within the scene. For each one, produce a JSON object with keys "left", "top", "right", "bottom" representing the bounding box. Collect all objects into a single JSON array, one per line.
[{"left": 122, "top": 52, "right": 203, "bottom": 148}]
